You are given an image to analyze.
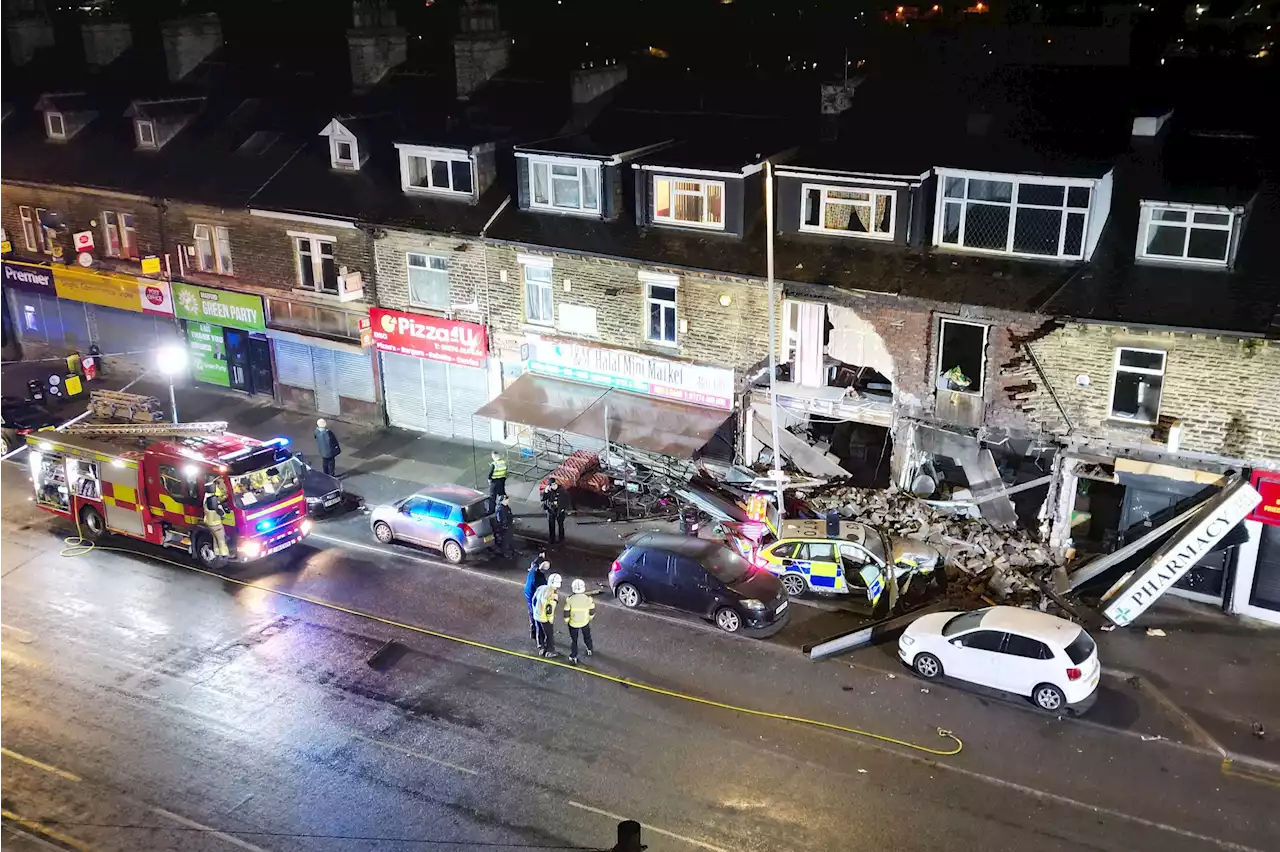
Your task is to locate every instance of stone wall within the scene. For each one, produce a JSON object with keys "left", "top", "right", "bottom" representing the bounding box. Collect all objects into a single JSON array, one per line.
[{"left": 372, "top": 229, "right": 487, "bottom": 327}]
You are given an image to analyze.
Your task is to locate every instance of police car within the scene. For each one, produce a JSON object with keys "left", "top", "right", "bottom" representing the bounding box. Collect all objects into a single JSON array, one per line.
[{"left": 755, "top": 519, "right": 942, "bottom": 608}]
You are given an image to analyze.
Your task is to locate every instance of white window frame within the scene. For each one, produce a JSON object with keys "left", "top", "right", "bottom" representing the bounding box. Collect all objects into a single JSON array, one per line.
[
  {"left": 1107, "top": 347, "right": 1166, "bottom": 425},
  {"left": 520, "top": 256, "right": 554, "bottom": 326},
  {"left": 331, "top": 137, "right": 357, "bottom": 170},
  {"left": 800, "top": 183, "right": 896, "bottom": 240},
  {"left": 934, "top": 169, "right": 1094, "bottom": 260},
  {"left": 193, "top": 224, "right": 233, "bottom": 275},
  {"left": 936, "top": 317, "right": 989, "bottom": 397},
  {"left": 45, "top": 111, "right": 65, "bottom": 140},
  {"left": 291, "top": 232, "right": 338, "bottom": 294},
  {"left": 406, "top": 252, "right": 450, "bottom": 309},
  {"left": 641, "top": 272, "right": 680, "bottom": 347},
  {"left": 526, "top": 156, "right": 601, "bottom": 215},
  {"left": 652, "top": 176, "right": 726, "bottom": 230},
  {"left": 19, "top": 206, "right": 39, "bottom": 251},
  {"left": 395, "top": 144, "right": 475, "bottom": 197},
  {"left": 102, "top": 211, "right": 138, "bottom": 259},
  {"left": 1136, "top": 201, "right": 1236, "bottom": 268},
  {"left": 135, "top": 119, "right": 157, "bottom": 149}
]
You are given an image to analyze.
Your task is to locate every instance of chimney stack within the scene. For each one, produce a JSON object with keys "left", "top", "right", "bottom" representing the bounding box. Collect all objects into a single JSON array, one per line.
[
  {"left": 160, "top": 14, "right": 222, "bottom": 82},
  {"left": 6, "top": 14, "right": 55, "bottom": 67},
  {"left": 82, "top": 20, "right": 132, "bottom": 69},
  {"left": 453, "top": 1, "right": 509, "bottom": 100},
  {"left": 347, "top": 1, "right": 406, "bottom": 90}
]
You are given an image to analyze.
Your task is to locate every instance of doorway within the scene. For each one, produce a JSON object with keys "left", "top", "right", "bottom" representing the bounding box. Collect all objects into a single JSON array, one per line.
[
  {"left": 223, "top": 328, "right": 251, "bottom": 393},
  {"left": 248, "top": 334, "right": 274, "bottom": 396}
]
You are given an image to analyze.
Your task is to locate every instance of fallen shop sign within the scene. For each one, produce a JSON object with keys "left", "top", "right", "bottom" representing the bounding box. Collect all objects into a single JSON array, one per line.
[{"left": 1103, "top": 479, "right": 1261, "bottom": 627}]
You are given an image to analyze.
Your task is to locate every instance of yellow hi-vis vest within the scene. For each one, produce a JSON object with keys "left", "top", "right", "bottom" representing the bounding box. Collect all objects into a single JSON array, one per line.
[
  {"left": 564, "top": 593, "right": 595, "bottom": 628},
  {"left": 203, "top": 496, "right": 224, "bottom": 528},
  {"left": 491, "top": 458, "right": 508, "bottom": 479},
  {"left": 533, "top": 587, "right": 558, "bottom": 623}
]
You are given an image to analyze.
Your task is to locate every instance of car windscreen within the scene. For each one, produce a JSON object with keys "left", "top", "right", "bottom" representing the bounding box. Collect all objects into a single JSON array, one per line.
[
  {"left": 942, "top": 608, "right": 991, "bottom": 637},
  {"left": 702, "top": 546, "right": 751, "bottom": 585},
  {"left": 863, "top": 530, "right": 888, "bottom": 564},
  {"left": 1064, "top": 630, "right": 1096, "bottom": 664},
  {"left": 462, "top": 499, "right": 490, "bottom": 523},
  {"left": 230, "top": 456, "right": 303, "bottom": 509}
]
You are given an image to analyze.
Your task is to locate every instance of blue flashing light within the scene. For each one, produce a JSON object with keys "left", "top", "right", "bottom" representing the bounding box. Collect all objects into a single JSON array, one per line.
[
  {"left": 265, "top": 437, "right": 290, "bottom": 447},
  {"left": 257, "top": 519, "right": 274, "bottom": 532}
]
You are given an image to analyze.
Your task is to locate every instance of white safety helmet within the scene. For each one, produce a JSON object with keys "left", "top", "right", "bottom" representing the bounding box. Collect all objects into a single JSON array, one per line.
[
  {"left": 547, "top": 573, "right": 563, "bottom": 589},
  {"left": 572, "top": 578, "right": 586, "bottom": 595},
  {"left": 540, "top": 561, "right": 551, "bottom": 571}
]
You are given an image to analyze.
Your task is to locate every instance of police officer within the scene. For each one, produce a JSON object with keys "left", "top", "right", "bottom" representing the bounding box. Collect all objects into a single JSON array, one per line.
[
  {"left": 541, "top": 479, "right": 567, "bottom": 544},
  {"left": 203, "top": 481, "right": 230, "bottom": 560},
  {"left": 494, "top": 494, "right": 515, "bottom": 558},
  {"left": 487, "top": 451, "right": 508, "bottom": 501},
  {"left": 524, "top": 554, "right": 548, "bottom": 645},
  {"left": 532, "top": 573, "right": 562, "bottom": 657},
  {"left": 564, "top": 578, "right": 596, "bottom": 665}
]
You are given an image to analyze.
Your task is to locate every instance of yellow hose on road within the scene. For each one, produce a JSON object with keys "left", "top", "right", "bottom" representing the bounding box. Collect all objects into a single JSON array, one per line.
[{"left": 59, "top": 534, "right": 963, "bottom": 757}]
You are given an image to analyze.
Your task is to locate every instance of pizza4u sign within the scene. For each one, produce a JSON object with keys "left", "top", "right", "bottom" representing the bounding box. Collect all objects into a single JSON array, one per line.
[{"left": 369, "top": 308, "right": 488, "bottom": 368}]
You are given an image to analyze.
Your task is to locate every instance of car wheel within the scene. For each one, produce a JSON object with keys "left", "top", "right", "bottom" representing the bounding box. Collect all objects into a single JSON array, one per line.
[
  {"left": 0, "top": 435, "right": 10, "bottom": 455},
  {"left": 715, "top": 607, "right": 742, "bottom": 633},
  {"left": 781, "top": 573, "right": 807, "bottom": 597},
  {"left": 615, "top": 582, "right": 641, "bottom": 608},
  {"left": 443, "top": 539, "right": 464, "bottom": 564},
  {"left": 1033, "top": 683, "right": 1067, "bottom": 712},
  {"left": 193, "top": 531, "right": 222, "bottom": 569},
  {"left": 913, "top": 652, "right": 943, "bottom": 680},
  {"left": 79, "top": 505, "right": 107, "bottom": 542},
  {"left": 373, "top": 521, "right": 394, "bottom": 544}
]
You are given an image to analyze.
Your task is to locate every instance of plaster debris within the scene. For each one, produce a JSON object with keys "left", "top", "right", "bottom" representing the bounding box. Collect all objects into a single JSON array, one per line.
[{"left": 1146, "top": 628, "right": 1167, "bottom": 638}]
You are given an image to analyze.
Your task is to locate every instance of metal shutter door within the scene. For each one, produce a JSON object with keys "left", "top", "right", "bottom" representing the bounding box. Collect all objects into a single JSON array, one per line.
[
  {"left": 421, "top": 360, "right": 452, "bottom": 436},
  {"left": 446, "top": 365, "right": 491, "bottom": 444},
  {"left": 1254, "top": 524, "right": 1280, "bottom": 609},
  {"left": 51, "top": 296, "right": 91, "bottom": 350},
  {"left": 381, "top": 351, "right": 429, "bottom": 432},
  {"left": 334, "top": 350, "right": 375, "bottom": 403},
  {"left": 311, "top": 347, "right": 340, "bottom": 415},
  {"left": 274, "top": 340, "right": 315, "bottom": 390},
  {"left": 94, "top": 307, "right": 159, "bottom": 359}
]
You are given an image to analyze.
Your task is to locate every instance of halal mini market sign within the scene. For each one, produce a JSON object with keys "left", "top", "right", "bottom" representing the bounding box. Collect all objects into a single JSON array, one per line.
[{"left": 173, "top": 283, "right": 265, "bottom": 332}]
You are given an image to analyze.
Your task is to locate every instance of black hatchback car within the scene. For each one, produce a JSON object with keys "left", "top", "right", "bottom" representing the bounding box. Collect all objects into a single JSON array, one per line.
[{"left": 609, "top": 533, "right": 790, "bottom": 634}]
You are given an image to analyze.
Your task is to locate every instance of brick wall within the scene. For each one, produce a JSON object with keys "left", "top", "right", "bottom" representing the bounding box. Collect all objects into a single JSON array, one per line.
[
  {"left": 1, "top": 183, "right": 163, "bottom": 272},
  {"left": 1024, "top": 323, "right": 1280, "bottom": 465},
  {"left": 483, "top": 243, "right": 777, "bottom": 380},
  {"left": 372, "top": 228, "right": 487, "bottom": 324}
]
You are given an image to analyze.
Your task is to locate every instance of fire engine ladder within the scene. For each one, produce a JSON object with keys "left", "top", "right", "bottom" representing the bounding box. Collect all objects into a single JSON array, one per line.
[{"left": 61, "top": 422, "right": 229, "bottom": 438}]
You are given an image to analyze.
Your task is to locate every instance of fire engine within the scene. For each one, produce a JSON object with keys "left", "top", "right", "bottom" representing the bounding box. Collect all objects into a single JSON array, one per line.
[{"left": 27, "top": 421, "right": 312, "bottom": 567}]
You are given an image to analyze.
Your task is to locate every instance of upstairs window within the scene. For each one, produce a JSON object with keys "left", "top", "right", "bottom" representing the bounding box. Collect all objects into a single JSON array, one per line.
[
  {"left": 194, "top": 224, "right": 234, "bottom": 275},
  {"left": 397, "top": 145, "right": 474, "bottom": 196},
  {"left": 938, "top": 172, "right": 1091, "bottom": 259},
  {"left": 521, "top": 258, "right": 554, "bottom": 326},
  {"left": 135, "top": 119, "right": 157, "bottom": 149},
  {"left": 936, "top": 318, "right": 988, "bottom": 395},
  {"left": 102, "top": 211, "right": 139, "bottom": 259},
  {"left": 1138, "top": 203, "right": 1234, "bottom": 267},
  {"left": 407, "top": 253, "right": 449, "bottom": 309},
  {"left": 642, "top": 273, "right": 679, "bottom": 345},
  {"left": 529, "top": 158, "right": 600, "bottom": 214},
  {"left": 45, "top": 111, "right": 66, "bottom": 140},
  {"left": 653, "top": 177, "right": 724, "bottom": 229},
  {"left": 18, "top": 206, "right": 41, "bottom": 252},
  {"left": 1109, "top": 347, "right": 1165, "bottom": 424},
  {"left": 294, "top": 235, "right": 338, "bottom": 295},
  {"left": 331, "top": 138, "right": 357, "bottom": 170},
  {"left": 801, "top": 184, "right": 894, "bottom": 239}
]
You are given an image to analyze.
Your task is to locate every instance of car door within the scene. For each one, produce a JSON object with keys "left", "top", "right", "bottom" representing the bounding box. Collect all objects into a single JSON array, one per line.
[
  {"left": 1002, "top": 632, "right": 1053, "bottom": 697},
  {"left": 798, "top": 542, "right": 841, "bottom": 591},
  {"left": 948, "top": 630, "right": 1011, "bottom": 689},
  {"left": 423, "top": 499, "right": 456, "bottom": 548},
  {"left": 671, "top": 555, "right": 713, "bottom": 615},
  {"left": 394, "top": 496, "right": 432, "bottom": 545},
  {"left": 635, "top": 550, "right": 677, "bottom": 606}
]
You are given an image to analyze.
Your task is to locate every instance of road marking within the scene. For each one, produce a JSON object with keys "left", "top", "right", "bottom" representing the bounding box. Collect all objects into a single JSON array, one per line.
[
  {"left": 349, "top": 732, "right": 479, "bottom": 776},
  {"left": 567, "top": 801, "right": 731, "bottom": 852},
  {"left": 0, "top": 747, "right": 83, "bottom": 782},
  {"left": 1117, "top": 672, "right": 1229, "bottom": 757},
  {"left": 151, "top": 807, "right": 273, "bottom": 852},
  {"left": 1, "top": 809, "right": 91, "bottom": 851},
  {"left": 0, "top": 622, "right": 37, "bottom": 643},
  {"left": 1222, "top": 758, "right": 1280, "bottom": 790}
]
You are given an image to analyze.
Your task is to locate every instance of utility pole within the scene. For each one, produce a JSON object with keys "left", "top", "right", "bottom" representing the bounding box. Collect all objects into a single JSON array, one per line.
[{"left": 764, "top": 160, "right": 786, "bottom": 525}]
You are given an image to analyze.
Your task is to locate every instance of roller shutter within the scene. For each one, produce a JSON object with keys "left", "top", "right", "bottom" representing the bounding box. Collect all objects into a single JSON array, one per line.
[
  {"left": 93, "top": 306, "right": 167, "bottom": 360},
  {"left": 335, "top": 350, "right": 375, "bottom": 402},
  {"left": 447, "top": 362, "right": 491, "bottom": 443},
  {"left": 381, "top": 351, "right": 429, "bottom": 432},
  {"left": 273, "top": 339, "right": 314, "bottom": 389},
  {"left": 311, "top": 347, "right": 340, "bottom": 415}
]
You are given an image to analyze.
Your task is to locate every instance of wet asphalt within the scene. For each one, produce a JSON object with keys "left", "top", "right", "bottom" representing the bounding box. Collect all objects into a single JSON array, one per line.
[{"left": 2, "top": 458, "right": 1278, "bottom": 852}]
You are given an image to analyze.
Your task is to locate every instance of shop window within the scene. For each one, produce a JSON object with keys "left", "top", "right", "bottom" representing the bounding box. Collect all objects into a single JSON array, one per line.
[
  {"left": 936, "top": 318, "right": 987, "bottom": 395},
  {"left": 102, "top": 211, "right": 139, "bottom": 260},
  {"left": 1109, "top": 347, "right": 1165, "bottom": 424},
  {"left": 522, "top": 260, "right": 554, "bottom": 325},
  {"left": 294, "top": 235, "right": 338, "bottom": 294},
  {"left": 407, "top": 253, "right": 450, "bottom": 309},
  {"left": 643, "top": 273, "right": 678, "bottom": 346}
]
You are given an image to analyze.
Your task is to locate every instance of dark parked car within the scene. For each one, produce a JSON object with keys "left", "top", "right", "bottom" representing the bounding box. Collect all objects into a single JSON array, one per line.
[
  {"left": 609, "top": 533, "right": 790, "bottom": 634},
  {"left": 296, "top": 453, "right": 345, "bottom": 514},
  {"left": 1, "top": 396, "right": 60, "bottom": 455}
]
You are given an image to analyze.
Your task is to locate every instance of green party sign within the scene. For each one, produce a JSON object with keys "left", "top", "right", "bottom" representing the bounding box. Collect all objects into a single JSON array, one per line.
[
  {"left": 172, "top": 283, "right": 265, "bottom": 332},
  {"left": 186, "top": 322, "right": 230, "bottom": 387}
]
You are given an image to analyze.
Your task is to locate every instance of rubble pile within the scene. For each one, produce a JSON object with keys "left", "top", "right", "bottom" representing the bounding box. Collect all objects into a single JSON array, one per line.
[{"left": 799, "top": 484, "right": 1064, "bottom": 603}]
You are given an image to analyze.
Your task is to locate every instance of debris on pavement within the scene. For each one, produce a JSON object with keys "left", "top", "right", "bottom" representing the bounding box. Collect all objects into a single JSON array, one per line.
[
  {"left": 1140, "top": 734, "right": 1166, "bottom": 742},
  {"left": 1146, "top": 628, "right": 1168, "bottom": 637},
  {"left": 1101, "top": 624, "right": 1116, "bottom": 631},
  {"left": 1253, "top": 722, "right": 1266, "bottom": 740},
  {"left": 920, "top": 687, "right": 930, "bottom": 694}
]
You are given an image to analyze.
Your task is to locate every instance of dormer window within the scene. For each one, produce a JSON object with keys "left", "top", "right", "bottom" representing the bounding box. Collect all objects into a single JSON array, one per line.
[
  {"left": 45, "top": 111, "right": 65, "bottom": 140},
  {"left": 333, "top": 139, "right": 355, "bottom": 168},
  {"left": 653, "top": 176, "right": 724, "bottom": 229},
  {"left": 135, "top": 119, "right": 157, "bottom": 149},
  {"left": 801, "top": 184, "right": 894, "bottom": 239},
  {"left": 395, "top": 144, "right": 474, "bottom": 197},
  {"left": 527, "top": 157, "right": 600, "bottom": 214},
  {"left": 1137, "top": 201, "right": 1236, "bottom": 267},
  {"left": 935, "top": 169, "right": 1094, "bottom": 260},
  {"left": 319, "top": 118, "right": 362, "bottom": 171}
]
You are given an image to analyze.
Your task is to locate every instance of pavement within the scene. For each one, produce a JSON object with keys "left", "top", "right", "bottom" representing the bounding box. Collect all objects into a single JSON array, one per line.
[{"left": 4, "top": 353, "right": 1280, "bottom": 852}]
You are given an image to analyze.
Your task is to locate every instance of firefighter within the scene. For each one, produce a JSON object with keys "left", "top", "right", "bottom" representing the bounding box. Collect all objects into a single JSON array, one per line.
[
  {"left": 487, "top": 451, "right": 508, "bottom": 501},
  {"left": 203, "top": 481, "right": 230, "bottom": 559},
  {"left": 564, "top": 578, "right": 596, "bottom": 665},
  {"left": 541, "top": 479, "right": 567, "bottom": 544},
  {"left": 524, "top": 554, "right": 548, "bottom": 645},
  {"left": 532, "top": 572, "right": 562, "bottom": 657}
]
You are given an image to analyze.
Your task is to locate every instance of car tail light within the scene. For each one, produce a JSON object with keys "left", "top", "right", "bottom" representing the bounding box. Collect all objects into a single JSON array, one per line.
[
  {"left": 16, "top": 428, "right": 32, "bottom": 435},
  {"left": 459, "top": 522, "right": 478, "bottom": 537},
  {"left": 1066, "top": 667, "right": 1082, "bottom": 681},
  {"left": 610, "top": 560, "right": 621, "bottom": 574}
]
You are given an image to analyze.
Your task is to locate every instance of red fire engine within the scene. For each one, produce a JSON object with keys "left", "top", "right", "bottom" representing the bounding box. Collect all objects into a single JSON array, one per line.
[{"left": 27, "top": 421, "right": 312, "bottom": 567}]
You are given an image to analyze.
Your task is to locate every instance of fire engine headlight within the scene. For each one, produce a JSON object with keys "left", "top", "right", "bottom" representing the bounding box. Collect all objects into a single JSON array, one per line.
[
  {"left": 300, "top": 519, "right": 313, "bottom": 536},
  {"left": 238, "top": 539, "right": 263, "bottom": 558}
]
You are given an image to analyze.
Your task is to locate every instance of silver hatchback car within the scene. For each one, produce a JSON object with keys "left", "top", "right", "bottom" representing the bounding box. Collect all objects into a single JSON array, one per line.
[{"left": 370, "top": 486, "right": 497, "bottom": 563}]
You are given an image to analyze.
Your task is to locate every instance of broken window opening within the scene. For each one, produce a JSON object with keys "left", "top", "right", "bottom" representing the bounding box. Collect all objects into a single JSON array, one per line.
[{"left": 937, "top": 318, "right": 988, "bottom": 395}]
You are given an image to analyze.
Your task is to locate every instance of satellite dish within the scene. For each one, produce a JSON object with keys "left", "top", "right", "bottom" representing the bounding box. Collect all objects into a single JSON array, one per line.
[{"left": 77, "top": 251, "right": 93, "bottom": 267}]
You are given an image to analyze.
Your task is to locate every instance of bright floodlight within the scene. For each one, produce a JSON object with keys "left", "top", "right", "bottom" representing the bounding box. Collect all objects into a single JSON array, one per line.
[{"left": 157, "top": 344, "right": 187, "bottom": 375}]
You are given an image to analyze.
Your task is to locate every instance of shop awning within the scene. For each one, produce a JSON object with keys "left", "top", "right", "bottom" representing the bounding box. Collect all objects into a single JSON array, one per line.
[{"left": 475, "top": 374, "right": 733, "bottom": 458}]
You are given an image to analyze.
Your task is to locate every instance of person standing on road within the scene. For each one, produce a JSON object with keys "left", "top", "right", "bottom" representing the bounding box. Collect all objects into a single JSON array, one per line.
[
  {"left": 564, "top": 578, "right": 596, "bottom": 665},
  {"left": 314, "top": 419, "right": 341, "bottom": 477},
  {"left": 203, "top": 481, "right": 230, "bottom": 559},
  {"left": 532, "top": 573, "right": 563, "bottom": 657},
  {"left": 487, "top": 451, "right": 508, "bottom": 501},
  {"left": 524, "top": 555, "right": 548, "bottom": 646},
  {"left": 494, "top": 494, "right": 515, "bottom": 558},
  {"left": 541, "top": 479, "right": 567, "bottom": 544}
]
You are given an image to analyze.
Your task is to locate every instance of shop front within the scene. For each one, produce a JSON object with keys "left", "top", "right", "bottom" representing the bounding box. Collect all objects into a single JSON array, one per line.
[
  {"left": 172, "top": 283, "right": 273, "bottom": 395},
  {"left": 1230, "top": 471, "right": 1280, "bottom": 625},
  {"left": 370, "top": 307, "right": 495, "bottom": 443}
]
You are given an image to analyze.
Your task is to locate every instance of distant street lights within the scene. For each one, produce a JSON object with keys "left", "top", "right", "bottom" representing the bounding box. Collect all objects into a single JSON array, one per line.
[{"left": 157, "top": 345, "right": 187, "bottom": 424}]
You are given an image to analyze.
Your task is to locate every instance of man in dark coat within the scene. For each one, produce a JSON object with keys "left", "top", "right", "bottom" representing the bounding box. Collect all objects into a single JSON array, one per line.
[
  {"left": 314, "top": 419, "right": 341, "bottom": 476},
  {"left": 541, "top": 479, "right": 567, "bottom": 544},
  {"left": 524, "top": 553, "right": 548, "bottom": 646},
  {"left": 494, "top": 494, "right": 515, "bottom": 558}
]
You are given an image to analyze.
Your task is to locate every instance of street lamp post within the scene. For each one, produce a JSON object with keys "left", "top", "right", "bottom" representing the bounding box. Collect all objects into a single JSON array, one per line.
[
  {"left": 157, "top": 345, "right": 187, "bottom": 424},
  {"left": 764, "top": 161, "right": 786, "bottom": 522}
]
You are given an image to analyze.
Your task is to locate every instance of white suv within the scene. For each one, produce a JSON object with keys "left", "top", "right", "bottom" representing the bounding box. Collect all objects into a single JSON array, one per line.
[{"left": 898, "top": 606, "right": 1100, "bottom": 713}]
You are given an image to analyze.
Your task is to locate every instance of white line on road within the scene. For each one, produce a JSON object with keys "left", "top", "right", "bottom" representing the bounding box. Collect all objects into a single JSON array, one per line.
[
  {"left": 349, "top": 732, "right": 479, "bottom": 776},
  {"left": 151, "top": 807, "right": 273, "bottom": 852},
  {"left": 567, "top": 801, "right": 731, "bottom": 852}
]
